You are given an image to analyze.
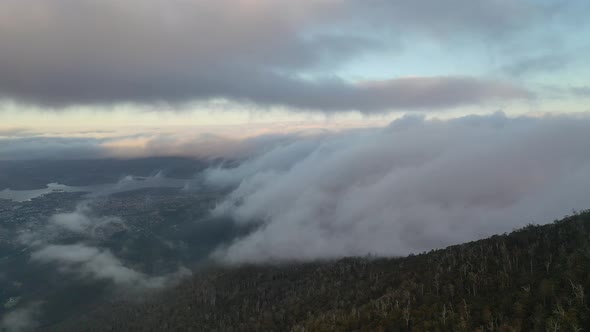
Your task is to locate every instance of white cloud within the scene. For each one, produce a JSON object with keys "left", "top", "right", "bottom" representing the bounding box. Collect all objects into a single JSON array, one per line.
[
  {"left": 49, "top": 204, "right": 125, "bottom": 236},
  {"left": 206, "top": 112, "right": 590, "bottom": 262},
  {"left": 31, "top": 244, "right": 190, "bottom": 289},
  {"left": 18, "top": 203, "right": 126, "bottom": 246},
  {"left": 21, "top": 204, "right": 190, "bottom": 289}
]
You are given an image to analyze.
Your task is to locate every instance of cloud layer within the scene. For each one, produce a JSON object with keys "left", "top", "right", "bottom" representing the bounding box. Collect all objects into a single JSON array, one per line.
[
  {"left": 0, "top": 136, "right": 111, "bottom": 160},
  {"left": 0, "top": 0, "right": 547, "bottom": 111},
  {"left": 0, "top": 132, "right": 288, "bottom": 161},
  {"left": 205, "top": 113, "right": 590, "bottom": 262}
]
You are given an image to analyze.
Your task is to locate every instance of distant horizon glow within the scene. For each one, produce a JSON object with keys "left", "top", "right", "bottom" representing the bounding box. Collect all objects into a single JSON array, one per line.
[{"left": 0, "top": 0, "right": 589, "bottom": 159}]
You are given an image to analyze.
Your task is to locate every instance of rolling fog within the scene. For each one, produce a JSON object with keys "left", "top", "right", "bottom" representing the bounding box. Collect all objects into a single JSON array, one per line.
[{"left": 204, "top": 113, "right": 590, "bottom": 262}]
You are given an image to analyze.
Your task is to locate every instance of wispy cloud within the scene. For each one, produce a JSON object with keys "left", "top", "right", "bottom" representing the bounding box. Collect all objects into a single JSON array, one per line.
[
  {"left": 20, "top": 203, "right": 190, "bottom": 289},
  {"left": 20, "top": 203, "right": 126, "bottom": 243},
  {"left": 571, "top": 86, "right": 590, "bottom": 97},
  {"left": 1, "top": 302, "right": 43, "bottom": 332},
  {"left": 31, "top": 243, "right": 190, "bottom": 289},
  {"left": 499, "top": 54, "right": 570, "bottom": 77}
]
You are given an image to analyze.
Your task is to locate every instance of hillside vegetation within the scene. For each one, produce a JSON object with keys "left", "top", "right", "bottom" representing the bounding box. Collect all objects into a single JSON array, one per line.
[{"left": 54, "top": 211, "right": 590, "bottom": 331}]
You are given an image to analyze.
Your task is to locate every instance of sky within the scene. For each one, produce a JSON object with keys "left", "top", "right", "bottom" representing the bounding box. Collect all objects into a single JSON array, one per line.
[{"left": 1, "top": 0, "right": 590, "bottom": 160}]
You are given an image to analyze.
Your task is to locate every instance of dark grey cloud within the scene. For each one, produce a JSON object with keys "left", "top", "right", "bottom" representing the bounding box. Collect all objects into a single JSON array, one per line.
[
  {"left": 0, "top": 0, "right": 544, "bottom": 111},
  {"left": 218, "top": 75, "right": 529, "bottom": 112},
  {"left": 204, "top": 113, "right": 590, "bottom": 262}
]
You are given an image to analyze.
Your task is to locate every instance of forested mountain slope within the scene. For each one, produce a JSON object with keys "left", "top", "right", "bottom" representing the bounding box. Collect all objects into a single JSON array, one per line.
[{"left": 55, "top": 211, "right": 590, "bottom": 331}]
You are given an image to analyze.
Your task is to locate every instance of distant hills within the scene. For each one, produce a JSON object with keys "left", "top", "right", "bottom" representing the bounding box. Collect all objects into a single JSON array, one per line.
[
  {"left": 0, "top": 157, "right": 208, "bottom": 190},
  {"left": 51, "top": 211, "right": 590, "bottom": 331}
]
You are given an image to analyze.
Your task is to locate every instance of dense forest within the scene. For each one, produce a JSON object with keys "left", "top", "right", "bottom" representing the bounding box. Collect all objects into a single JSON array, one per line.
[{"left": 51, "top": 210, "right": 590, "bottom": 331}]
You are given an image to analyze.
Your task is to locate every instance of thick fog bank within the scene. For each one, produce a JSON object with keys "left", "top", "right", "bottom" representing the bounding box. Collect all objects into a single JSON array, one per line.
[{"left": 204, "top": 113, "right": 590, "bottom": 262}]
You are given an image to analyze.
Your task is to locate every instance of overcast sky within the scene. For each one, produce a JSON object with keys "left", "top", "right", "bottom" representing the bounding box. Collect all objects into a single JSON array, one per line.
[{"left": 0, "top": 0, "right": 589, "bottom": 150}]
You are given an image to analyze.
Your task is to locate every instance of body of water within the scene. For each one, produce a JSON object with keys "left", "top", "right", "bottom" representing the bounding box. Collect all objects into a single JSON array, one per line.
[{"left": 0, "top": 175, "right": 189, "bottom": 202}]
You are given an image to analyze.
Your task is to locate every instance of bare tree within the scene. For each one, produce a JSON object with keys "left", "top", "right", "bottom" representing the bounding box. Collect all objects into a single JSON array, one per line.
[
  {"left": 569, "top": 280, "right": 585, "bottom": 305},
  {"left": 403, "top": 300, "right": 411, "bottom": 329},
  {"left": 545, "top": 318, "right": 560, "bottom": 332},
  {"left": 441, "top": 304, "right": 447, "bottom": 326}
]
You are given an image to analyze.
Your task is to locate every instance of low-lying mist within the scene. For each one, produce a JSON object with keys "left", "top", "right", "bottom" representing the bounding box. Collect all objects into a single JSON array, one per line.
[{"left": 203, "top": 112, "right": 590, "bottom": 262}]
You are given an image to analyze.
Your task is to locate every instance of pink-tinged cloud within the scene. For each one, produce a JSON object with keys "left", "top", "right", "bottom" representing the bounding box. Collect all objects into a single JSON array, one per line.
[{"left": 0, "top": 0, "right": 542, "bottom": 111}]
